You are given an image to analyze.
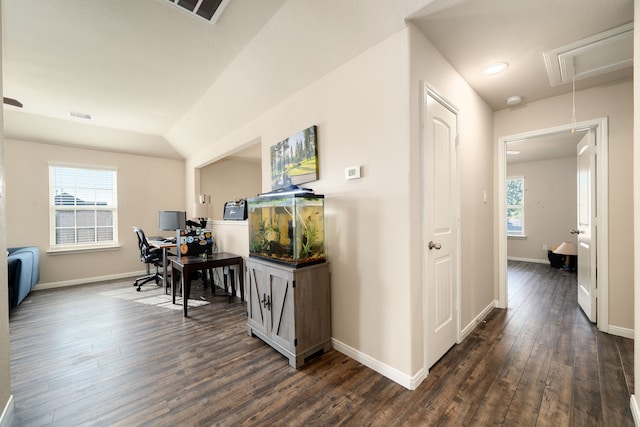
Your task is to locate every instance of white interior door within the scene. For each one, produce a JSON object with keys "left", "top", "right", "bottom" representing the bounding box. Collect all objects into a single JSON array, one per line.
[
  {"left": 576, "top": 131, "right": 597, "bottom": 322},
  {"left": 424, "top": 93, "right": 458, "bottom": 367}
]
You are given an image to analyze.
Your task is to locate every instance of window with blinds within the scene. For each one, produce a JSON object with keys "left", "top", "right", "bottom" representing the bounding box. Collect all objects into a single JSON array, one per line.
[
  {"left": 49, "top": 165, "right": 118, "bottom": 250},
  {"left": 506, "top": 175, "right": 525, "bottom": 236}
]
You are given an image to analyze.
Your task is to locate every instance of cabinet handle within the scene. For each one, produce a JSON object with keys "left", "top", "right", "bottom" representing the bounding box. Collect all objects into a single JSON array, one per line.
[{"left": 262, "top": 293, "right": 271, "bottom": 310}]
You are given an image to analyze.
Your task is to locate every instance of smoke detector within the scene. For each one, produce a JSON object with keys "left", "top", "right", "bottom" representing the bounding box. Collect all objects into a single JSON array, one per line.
[{"left": 506, "top": 96, "right": 522, "bottom": 106}]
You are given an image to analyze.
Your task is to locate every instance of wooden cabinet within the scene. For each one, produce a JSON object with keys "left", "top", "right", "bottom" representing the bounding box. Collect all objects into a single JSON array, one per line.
[{"left": 245, "top": 258, "right": 331, "bottom": 368}]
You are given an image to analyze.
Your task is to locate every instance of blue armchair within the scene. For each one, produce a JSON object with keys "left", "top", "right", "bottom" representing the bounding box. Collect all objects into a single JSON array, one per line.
[{"left": 8, "top": 246, "right": 40, "bottom": 307}]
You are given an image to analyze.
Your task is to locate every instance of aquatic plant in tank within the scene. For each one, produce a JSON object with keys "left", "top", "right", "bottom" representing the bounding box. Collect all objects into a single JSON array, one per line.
[{"left": 248, "top": 191, "right": 325, "bottom": 267}]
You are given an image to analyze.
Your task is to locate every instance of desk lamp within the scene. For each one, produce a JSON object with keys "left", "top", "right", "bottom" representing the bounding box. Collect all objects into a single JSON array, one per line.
[{"left": 553, "top": 242, "right": 577, "bottom": 271}]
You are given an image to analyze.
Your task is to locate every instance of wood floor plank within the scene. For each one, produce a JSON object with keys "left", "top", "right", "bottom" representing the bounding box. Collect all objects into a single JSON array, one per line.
[
  {"left": 615, "top": 334, "right": 635, "bottom": 395},
  {"left": 571, "top": 315, "right": 604, "bottom": 425},
  {"left": 538, "top": 359, "right": 575, "bottom": 426},
  {"left": 428, "top": 332, "right": 518, "bottom": 426},
  {"left": 8, "top": 262, "right": 634, "bottom": 426},
  {"left": 597, "top": 332, "right": 635, "bottom": 426}
]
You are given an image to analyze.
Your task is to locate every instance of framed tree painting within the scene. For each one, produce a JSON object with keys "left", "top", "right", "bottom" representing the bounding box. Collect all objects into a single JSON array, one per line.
[{"left": 270, "top": 125, "right": 318, "bottom": 190}]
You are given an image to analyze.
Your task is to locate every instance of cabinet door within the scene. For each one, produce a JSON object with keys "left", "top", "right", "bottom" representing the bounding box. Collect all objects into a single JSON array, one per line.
[
  {"left": 267, "top": 267, "right": 295, "bottom": 352},
  {"left": 246, "top": 261, "right": 268, "bottom": 335}
]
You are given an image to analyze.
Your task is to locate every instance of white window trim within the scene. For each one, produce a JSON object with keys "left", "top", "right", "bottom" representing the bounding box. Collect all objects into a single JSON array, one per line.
[
  {"left": 49, "top": 163, "right": 119, "bottom": 252},
  {"left": 506, "top": 175, "right": 525, "bottom": 237}
]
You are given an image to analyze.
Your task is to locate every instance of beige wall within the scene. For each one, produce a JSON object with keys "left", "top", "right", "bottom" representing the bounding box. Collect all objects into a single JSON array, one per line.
[
  {"left": 183, "top": 25, "right": 496, "bottom": 385},
  {"left": 495, "top": 78, "right": 634, "bottom": 331},
  {"left": 632, "top": 0, "right": 639, "bottom": 415},
  {"left": 408, "top": 24, "right": 496, "bottom": 372},
  {"left": 210, "top": 221, "right": 249, "bottom": 257},
  {"left": 507, "top": 157, "right": 576, "bottom": 261},
  {"left": 199, "top": 157, "right": 259, "bottom": 292},
  {"left": 199, "top": 157, "right": 261, "bottom": 221},
  {"left": 0, "top": 5, "right": 11, "bottom": 418},
  {"left": 210, "top": 220, "right": 249, "bottom": 299},
  {"left": 187, "top": 28, "right": 417, "bottom": 377},
  {"left": 4, "top": 139, "right": 185, "bottom": 286}
]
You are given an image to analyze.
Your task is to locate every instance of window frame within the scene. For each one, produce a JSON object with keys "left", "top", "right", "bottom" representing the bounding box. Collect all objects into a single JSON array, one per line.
[
  {"left": 48, "top": 164, "right": 119, "bottom": 252},
  {"left": 506, "top": 175, "right": 525, "bottom": 237}
]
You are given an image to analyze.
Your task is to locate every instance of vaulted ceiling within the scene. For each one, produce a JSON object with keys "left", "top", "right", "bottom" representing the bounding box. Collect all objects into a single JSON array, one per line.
[{"left": 2, "top": 0, "right": 633, "bottom": 160}]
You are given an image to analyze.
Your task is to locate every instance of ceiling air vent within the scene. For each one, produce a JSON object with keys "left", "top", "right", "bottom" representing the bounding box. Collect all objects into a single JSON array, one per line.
[
  {"left": 543, "top": 22, "right": 633, "bottom": 87},
  {"left": 69, "top": 111, "right": 93, "bottom": 120},
  {"left": 165, "top": 0, "right": 231, "bottom": 24}
]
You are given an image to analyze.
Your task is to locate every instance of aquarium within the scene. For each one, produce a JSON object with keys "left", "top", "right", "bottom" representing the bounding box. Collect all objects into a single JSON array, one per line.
[{"left": 248, "top": 192, "right": 325, "bottom": 267}]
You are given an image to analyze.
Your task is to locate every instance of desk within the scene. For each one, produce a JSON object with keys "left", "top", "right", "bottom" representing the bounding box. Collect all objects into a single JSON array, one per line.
[
  {"left": 171, "top": 252, "right": 244, "bottom": 317},
  {"left": 148, "top": 240, "right": 177, "bottom": 293}
]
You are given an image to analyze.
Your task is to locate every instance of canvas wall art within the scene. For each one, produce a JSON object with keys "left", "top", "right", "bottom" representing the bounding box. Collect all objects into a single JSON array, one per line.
[{"left": 270, "top": 125, "right": 318, "bottom": 190}]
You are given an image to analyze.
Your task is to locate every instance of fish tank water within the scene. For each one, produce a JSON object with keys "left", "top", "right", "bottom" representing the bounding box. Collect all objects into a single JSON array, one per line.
[{"left": 247, "top": 192, "right": 325, "bottom": 267}]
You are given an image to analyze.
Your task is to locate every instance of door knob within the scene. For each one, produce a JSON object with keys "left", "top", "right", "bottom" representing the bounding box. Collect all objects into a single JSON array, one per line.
[
  {"left": 570, "top": 229, "right": 583, "bottom": 234},
  {"left": 428, "top": 241, "right": 442, "bottom": 250}
]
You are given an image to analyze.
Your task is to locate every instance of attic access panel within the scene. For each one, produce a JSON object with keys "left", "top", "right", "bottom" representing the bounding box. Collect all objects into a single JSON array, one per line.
[
  {"left": 543, "top": 22, "right": 633, "bottom": 87},
  {"left": 166, "top": 0, "right": 230, "bottom": 23}
]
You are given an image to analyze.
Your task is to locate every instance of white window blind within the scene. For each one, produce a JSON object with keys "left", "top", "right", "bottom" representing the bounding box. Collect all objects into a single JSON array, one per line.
[{"left": 49, "top": 165, "right": 118, "bottom": 249}]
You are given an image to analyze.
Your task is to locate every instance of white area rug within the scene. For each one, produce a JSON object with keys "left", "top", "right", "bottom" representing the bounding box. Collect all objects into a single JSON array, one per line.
[{"left": 99, "top": 285, "right": 210, "bottom": 311}]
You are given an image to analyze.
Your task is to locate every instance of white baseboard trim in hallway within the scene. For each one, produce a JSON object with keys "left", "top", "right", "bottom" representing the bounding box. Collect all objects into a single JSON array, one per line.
[
  {"left": 630, "top": 395, "right": 640, "bottom": 426},
  {"left": 609, "top": 325, "right": 634, "bottom": 339},
  {"left": 0, "top": 395, "right": 14, "bottom": 427},
  {"left": 35, "top": 271, "right": 145, "bottom": 290},
  {"left": 331, "top": 338, "right": 425, "bottom": 391},
  {"left": 507, "top": 256, "right": 548, "bottom": 264},
  {"left": 460, "top": 300, "right": 496, "bottom": 341}
]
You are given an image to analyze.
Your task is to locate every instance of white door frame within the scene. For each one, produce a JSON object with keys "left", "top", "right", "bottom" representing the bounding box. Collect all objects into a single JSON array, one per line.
[
  {"left": 497, "top": 117, "right": 609, "bottom": 332},
  {"left": 422, "top": 83, "right": 461, "bottom": 373}
]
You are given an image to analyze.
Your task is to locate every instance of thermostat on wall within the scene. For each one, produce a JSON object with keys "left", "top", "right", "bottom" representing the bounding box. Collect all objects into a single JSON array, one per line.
[{"left": 345, "top": 165, "right": 361, "bottom": 180}]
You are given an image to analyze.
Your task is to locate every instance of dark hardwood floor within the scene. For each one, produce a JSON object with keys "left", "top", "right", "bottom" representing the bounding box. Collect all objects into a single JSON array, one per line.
[{"left": 9, "top": 261, "right": 634, "bottom": 426}]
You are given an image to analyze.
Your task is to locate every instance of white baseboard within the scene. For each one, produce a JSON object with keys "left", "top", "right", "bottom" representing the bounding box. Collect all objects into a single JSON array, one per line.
[
  {"left": 34, "top": 270, "right": 145, "bottom": 290},
  {"left": 331, "top": 338, "right": 425, "bottom": 390},
  {"left": 34, "top": 268, "right": 247, "bottom": 301},
  {"left": 608, "top": 325, "right": 634, "bottom": 339},
  {"left": 507, "top": 256, "right": 549, "bottom": 264},
  {"left": 459, "top": 300, "right": 496, "bottom": 341},
  {"left": 332, "top": 299, "right": 499, "bottom": 391},
  {"left": 0, "top": 395, "right": 14, "bottom": 427},
  {"left": 630, "top": 395, "right": 640, "bottom": 426}
]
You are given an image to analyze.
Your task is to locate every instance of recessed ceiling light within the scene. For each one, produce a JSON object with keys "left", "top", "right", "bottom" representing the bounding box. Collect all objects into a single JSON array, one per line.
[
  {"left": 507, "top": 150, "right": 521, "bottom": 155},
  {"left": 481, "top": 62, "right": 508, "bottom": 76}
]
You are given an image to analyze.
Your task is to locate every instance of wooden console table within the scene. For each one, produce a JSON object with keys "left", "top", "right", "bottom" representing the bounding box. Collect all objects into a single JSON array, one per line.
[{"left": 171, "top": 252, "right": 244, "bottom": 317}]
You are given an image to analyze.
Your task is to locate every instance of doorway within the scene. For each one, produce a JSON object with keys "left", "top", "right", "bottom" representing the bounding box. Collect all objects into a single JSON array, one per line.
[{"left": 497, "top": 118, "right": 609, "bottom": 331}]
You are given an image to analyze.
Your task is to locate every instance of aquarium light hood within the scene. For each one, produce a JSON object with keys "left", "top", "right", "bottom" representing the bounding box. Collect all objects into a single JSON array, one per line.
[{"left": 257, "top": 185, "right": 316, "bottom": 198}]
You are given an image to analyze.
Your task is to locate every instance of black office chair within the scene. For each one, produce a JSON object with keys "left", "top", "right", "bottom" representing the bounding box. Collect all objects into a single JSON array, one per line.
[{"left": 133, "top": 227, "right": 166, "bottom": 292}]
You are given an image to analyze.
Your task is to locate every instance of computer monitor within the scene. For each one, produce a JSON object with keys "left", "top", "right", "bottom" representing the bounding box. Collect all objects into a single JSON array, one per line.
[{"left": 158, "top": 211, "right": 186, "bottom": 231}]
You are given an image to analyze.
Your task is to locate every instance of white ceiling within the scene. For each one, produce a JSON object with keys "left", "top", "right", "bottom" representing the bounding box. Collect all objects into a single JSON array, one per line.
[
  {"left": 410, "top": 0, "right": 633, "bottom": 110},
  {"left": 506, "top": 131, "right": 587, "bottom": 165},
  {"left": 1, "top": 0, "right": 634, "bottom": 160},
  {"left": 2, "top": 0, "right": 287, "bottom": 158}
]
